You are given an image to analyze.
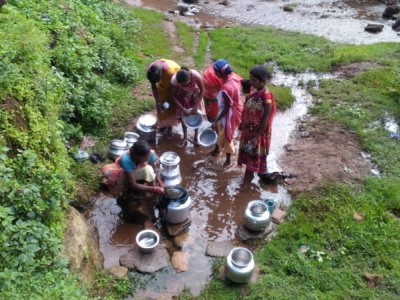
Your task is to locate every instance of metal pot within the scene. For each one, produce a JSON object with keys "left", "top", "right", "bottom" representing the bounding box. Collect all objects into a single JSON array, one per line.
[
  {"left": 136, "top": 114, "right": 157, "bottom": 142},
  {"left": 243, "top": 200, "right": 271, "bottom": 232},
  {"left": 159, "top": 151, "right": 182, "bottom": 187},
  {"left": 162, "top": 187, "right": 191, "bottom": 224},
  {"left": 136, "top": 230, "right": 160, "bottom": 253},
  {"left": 124, "top": 132, "right": 140, "bottom": 148},
  {"left": 108, "top": 139, "right": 129, "bottom": 161},
  {"left": 224, "top": 247, "right": 255, "bottom": 283}
]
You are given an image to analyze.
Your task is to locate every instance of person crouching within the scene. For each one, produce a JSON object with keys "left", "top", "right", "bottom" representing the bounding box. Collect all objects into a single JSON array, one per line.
[{"left": 118, "top": 140, "right": 165, "bottom": 223}]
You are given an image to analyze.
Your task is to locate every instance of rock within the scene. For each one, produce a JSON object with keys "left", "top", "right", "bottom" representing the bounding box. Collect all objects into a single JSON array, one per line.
[
  {"left": 364, "top": 272, "right": 382, "bottom": 288},
  {"left": 392, "top": 17, "right": 400, "bottom": 31},
  {"left": 106, "top": 265, "right": 128, "bottom": 278},
  {"left": 219, "top": 0, "right": 230, "bottom": 6},
  {"left": 120, "top": 245, "right": 169, "bottom": 273},
  {"left": 206, "top": 241, "right": 234, "bottom": 257},
  {"left": 237, "top": 223, "right": 275, "bottom": 242},
  {"left": 62, "top": 206, "right": 103, "bottom": 284},
  {"left": 364, "top": 23, "right": 384, "bottom": 33},
  {"left": 283, "top": 4, "right": 294, "bottom": 12},
  {"left": 272, "top": 208, "right": 287, "bottom": 224},
  {"left": 166, "top": 218, "right": 191, "bottom": 237},
  {"left": 173, "top": 230, "right": 195, "bottom": 248},
  {"left": 353, "top": 211, "right": 365, "bottom": 222},
  {"left": 171, "top": 251, "right": 189, "bottom": 272},
  {"left": 382, "top": 5, "right": 400, "bottom": 19}
]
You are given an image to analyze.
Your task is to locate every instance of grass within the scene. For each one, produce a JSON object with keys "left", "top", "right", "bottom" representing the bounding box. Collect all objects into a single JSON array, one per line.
[{"left": 70, "top": 5, "right": 400, "bottom": 300}]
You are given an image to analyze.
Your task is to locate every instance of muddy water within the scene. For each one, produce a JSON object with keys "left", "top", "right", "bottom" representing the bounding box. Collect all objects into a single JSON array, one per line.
[
  {"left": 86, "top": 70, "right": 332, "bottom": 298},
  {"left": 125, "top": 0, "right": 399, "bottom": 44}
]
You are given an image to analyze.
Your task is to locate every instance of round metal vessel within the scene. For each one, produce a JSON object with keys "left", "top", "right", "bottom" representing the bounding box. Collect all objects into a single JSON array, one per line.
[
  {"left": 224, "top": 247, "right": 255, "bottom": 283},
  {"left": 136, "top": 114, "right": 157, "bottom": 141},
  {"left": 198, "top": 128, "right": 218, "bottom": 147},
  {"left": 136, "top": 230, "right": 160, "bottom": 253},
  {"left": 124, "top": 132, "right": 140, "bottom": 148},
  {"left": 162, "top": 187, "right": 191, "bottom": 224},
  {"left": 160, "top": 151, "right": 182, "bottom": 187},
  {"left": 243, "top": 200, "right": 271, "bottom": 232},
  {"left": 182, "top": 112, "right": 203, "bottom": 129},
  {"left": 108, "top": 139, "right": 129, "bottom": 161}
]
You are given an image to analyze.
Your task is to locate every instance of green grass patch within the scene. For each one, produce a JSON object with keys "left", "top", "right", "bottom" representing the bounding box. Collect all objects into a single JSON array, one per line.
[
  {"left": 194, "top": 30, "right": 209, "bottom": 70},
  {"left": 175, "top": 21, "right": 195, "bottom": 59}
]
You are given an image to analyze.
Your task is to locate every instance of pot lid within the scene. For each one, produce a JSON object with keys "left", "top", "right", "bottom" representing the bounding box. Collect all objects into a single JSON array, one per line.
[
  {"left": 160, "top": 151, "right": 180, "bottom": 165},
  {"left": 138, "top": 114, "right": 157, "bottom": 127},
  {"left": 110, "top": 139, "right": 128, "bottom": 149},
  {"left": 124, "top": 132, "right": 140, "bottom": 140}
]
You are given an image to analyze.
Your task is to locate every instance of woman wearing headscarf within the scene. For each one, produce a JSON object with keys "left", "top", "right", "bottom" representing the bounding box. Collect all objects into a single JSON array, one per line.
[
  {"left": 210, "top": 59, "right": 243, "bottom": 167},
  {"left": 147, "top": 59, "right": 181, "bottom": 139}
]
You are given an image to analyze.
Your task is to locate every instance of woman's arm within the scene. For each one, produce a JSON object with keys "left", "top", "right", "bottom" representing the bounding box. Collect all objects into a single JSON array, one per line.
[
  {"left": 126, "top": 172, "right": 164, "bottom": 194},
  {"left": 251, "top": 101, "right": 271, "bottom": 145},
  {"left": 150, "top": 83, "right": 163, "bottom": 115}
]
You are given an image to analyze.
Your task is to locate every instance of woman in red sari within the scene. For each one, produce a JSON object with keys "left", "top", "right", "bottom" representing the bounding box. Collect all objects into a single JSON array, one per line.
[
  {"left": 211, "top": 59, "right": 243, "bottom": 167},
  {"left": 237, "top": 66, "right": 276, "bottom": 190}
]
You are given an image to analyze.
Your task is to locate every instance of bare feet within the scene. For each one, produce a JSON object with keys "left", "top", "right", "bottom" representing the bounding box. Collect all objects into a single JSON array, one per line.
[
  {"left": 209, "top": 148, "right": 220, "bottom": 157},
  {"left": 177, "top": 139, "right": 188, "bottom": 148}
]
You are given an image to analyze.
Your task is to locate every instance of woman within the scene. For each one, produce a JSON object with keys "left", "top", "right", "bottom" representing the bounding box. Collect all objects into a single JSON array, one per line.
[
  {"left": 210, "top": 59, "right": 243, "bottom": 167},
  {"left": 202, "top": 64, "right": 224, "bottom": 123},
  {"left": 147, "top": 59, "right": 181, "bottom": 139},
  {"left": 118, "top": 140, "right": 165, "bottom": 222},
  {"left": 237, "top": 66, "right": 276, "bottom": 190},
  {"left": 171, "top": 67, "right": 206, "bottom": 148}
]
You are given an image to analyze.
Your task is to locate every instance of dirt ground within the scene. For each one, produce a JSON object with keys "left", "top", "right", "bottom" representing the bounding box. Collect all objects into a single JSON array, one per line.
[{"left": 279, "top": 118, "right": 375, "bottom": 195}]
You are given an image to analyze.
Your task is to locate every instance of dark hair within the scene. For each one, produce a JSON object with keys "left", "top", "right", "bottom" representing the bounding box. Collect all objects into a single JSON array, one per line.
[
  {"left": 147, "top": 65, "right": 162, "bottom": 83},
  {"left": 241, "top": 79, "right": 252, "bottom": 94},
  {"left": 249, "top": 66, "right": 272, "bottom": 82},
  {"left": 130, "top": 140, "right": 151, "bottom": 158},
  {"left": 176, "top": 67, "right": 190, "bottom": 83}
]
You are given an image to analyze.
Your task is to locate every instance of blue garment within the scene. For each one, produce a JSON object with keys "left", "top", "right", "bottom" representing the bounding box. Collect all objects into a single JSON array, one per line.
[
  {"left": 120, "top": 151, "right": 158, "bottom": 173},
  {"left": 213, "top": 59, "right": 233, "bottom": 76}
]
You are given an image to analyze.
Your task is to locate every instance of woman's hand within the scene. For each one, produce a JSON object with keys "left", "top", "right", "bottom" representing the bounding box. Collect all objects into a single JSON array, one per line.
[
  {"left": 190, "top": 107, "right": 198, "bottom": 114},
  {"left": 153, "top": 186, "right": 165, "bottom": 195}
]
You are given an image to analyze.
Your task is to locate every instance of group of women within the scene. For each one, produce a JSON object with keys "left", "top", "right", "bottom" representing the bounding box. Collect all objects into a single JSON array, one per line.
[
  {"left": 146, "top": 58, "right": 276, "bottom": 190},
  {"left": 103, "top": 58, "right": 276, "bottom": 222}
]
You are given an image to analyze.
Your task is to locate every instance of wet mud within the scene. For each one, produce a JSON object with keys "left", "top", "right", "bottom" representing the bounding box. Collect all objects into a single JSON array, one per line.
[{"left": 86, "top": 70, "right": 338, "bottom": 298}]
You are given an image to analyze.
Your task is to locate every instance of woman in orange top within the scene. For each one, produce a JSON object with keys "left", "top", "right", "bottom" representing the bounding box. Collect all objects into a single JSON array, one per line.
[{"left": 147, "top": 59, "right": 181, "bottom": 138}]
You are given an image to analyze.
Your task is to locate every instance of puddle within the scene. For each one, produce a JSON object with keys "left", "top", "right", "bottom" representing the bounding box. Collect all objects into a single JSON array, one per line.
[{"left": 86, "top": 69, "right": 333, "bottom": 298}]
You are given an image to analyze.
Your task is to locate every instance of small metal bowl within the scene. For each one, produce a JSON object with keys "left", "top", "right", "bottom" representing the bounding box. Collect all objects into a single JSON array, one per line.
[
  {"left": 182, "top": 112, "right": 203, "bottom": 129},
  {"left": 198, "top": 128, "right": 218, "bottom": 147},
  {"left": 136, "top": 230, "right": 160, "bottom": 253},
  {"left": 231, "top": 247, "right": 253, "bottom": 267}
]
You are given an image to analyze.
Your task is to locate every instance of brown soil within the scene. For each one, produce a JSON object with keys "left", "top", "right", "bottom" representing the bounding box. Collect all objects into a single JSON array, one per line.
[{"left": 279, "top": 119, "right": 375, "bottom": 195}]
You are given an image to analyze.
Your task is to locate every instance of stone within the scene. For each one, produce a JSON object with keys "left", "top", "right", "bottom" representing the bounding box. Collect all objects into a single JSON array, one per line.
[
  {"left": 272, "top": 208, "right": 287, "bottom": 224},
  {"left": 106, "top": 265, "right": 128, "bottom": 279},
  {"left": 171, "top": 251, "right": 189, "bottom": 272},
  {"left": 173, "top": 231, "right": 195, "bottom": 248},
  {"left": 237, "top": 223, "right": 275, "bottom": 242},
  {"left": 353, "top": 211, "right": 365, "bottom": 222},
  {"left": 364, "top": 272, "right": 382, "bottom": 288},
  {"left": 206, "top": 241, "right": 234, "bottom": 257},
  {"left": 62, "top": 206, "right": 103, "bottom": 284},
  {"left": 364, "top": 23, "right": 384, "bottom": 33},
  {"left": 166, "top": 218, "right": 191, "bottom": 237},
  {"left": 120, "top": 245, "right": 169, "bottom": 273}
]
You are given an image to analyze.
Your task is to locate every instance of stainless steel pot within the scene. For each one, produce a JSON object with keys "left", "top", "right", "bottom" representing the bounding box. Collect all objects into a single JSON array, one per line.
[
  {"left": 124, "top": 132, "right": 140, "bottom": 148},
  {"left": 224, "top": 247, "right": 255, "bottom": 283},
  {"left": 160, "top": 151, "right": 182, "bottom": 187},
  {"left": 108, "top": 139, "right": 129, "bottom": 161},
  {"left": 136, "top": 114, "right": 157, "bottom": 142},
  {"left": 136, "top": 230, "right": 159, "bottom": 253},
  {"left": 162, "top": 187, "right": 192, "bottom": 224},
  {"left": 243, "top": 200, "right": 271, "bottom": 232}
]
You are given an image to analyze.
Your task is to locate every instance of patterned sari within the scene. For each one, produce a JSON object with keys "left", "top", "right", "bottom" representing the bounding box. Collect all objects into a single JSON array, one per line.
[{"left": 237, "top": 88, "right": 276, "bottom": 173}]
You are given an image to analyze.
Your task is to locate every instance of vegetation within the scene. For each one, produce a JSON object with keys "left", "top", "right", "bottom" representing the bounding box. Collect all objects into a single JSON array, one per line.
[{"left": 2, "top": 0, "right": 400, "bottom": 298}]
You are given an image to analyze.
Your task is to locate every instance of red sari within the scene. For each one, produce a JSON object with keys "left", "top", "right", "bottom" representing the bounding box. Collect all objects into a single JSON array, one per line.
[{"left": 237, "top": 88, "right": 276, "bottom": 173}]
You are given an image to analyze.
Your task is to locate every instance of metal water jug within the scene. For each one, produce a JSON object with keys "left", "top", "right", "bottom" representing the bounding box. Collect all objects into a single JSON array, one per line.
[{"left": 243, "top": 200, "right": 271, "bottom": 232}]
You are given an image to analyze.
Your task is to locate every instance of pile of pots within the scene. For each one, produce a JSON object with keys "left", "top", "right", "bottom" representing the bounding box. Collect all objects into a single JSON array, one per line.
[{"left": 107, "top": 132, "right": 140, "bottom": 161}]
